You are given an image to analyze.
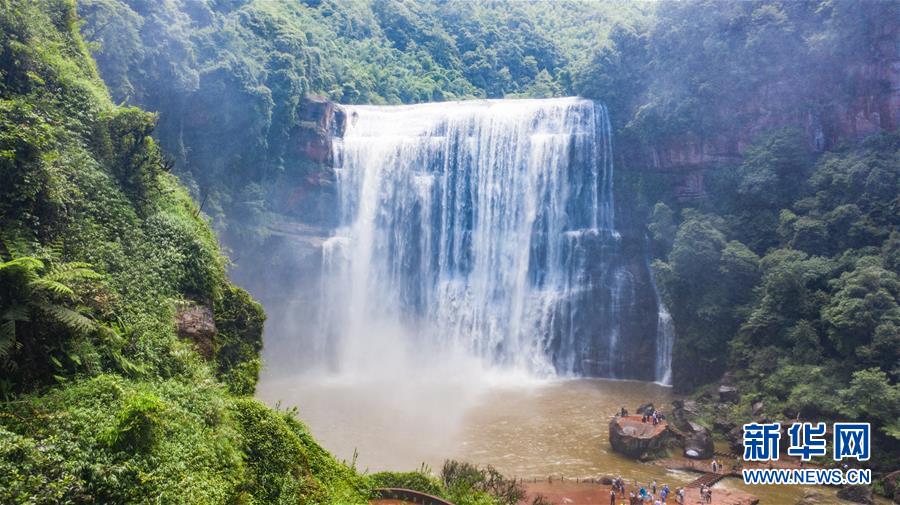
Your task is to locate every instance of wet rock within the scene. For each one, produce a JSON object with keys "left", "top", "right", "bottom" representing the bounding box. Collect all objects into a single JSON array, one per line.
[
  {"left": 636, "top": 403, "right": 655, "bottom": 415},
  {"left": 836, "top": 485, "right": 874, "bottom": 505},
  {"left": 609, "top": 416, "right": 669, "bottom": 460},
  {"left": 718, "top": 385, "right": 739, "bottom": 403},
  {"left": 600, "top": 476, "right": 613, "bottom": 485},
  {"left": 683, "top": 422, "right": 714, "bottom": 459},
  {"left": 175, "top": 302, "right": 216, "bottom": 359}
]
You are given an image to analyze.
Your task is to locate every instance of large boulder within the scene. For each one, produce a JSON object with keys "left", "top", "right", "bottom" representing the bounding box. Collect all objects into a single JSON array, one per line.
[
  {"left": 636, "top": 403, "right": 656, "bottom": 415},
  {"left": 609, "top": 416, "right": 669, "bottom": 460},
  {"left": 683, "top": 422, "right": 715, "bottom": 459},
  {"left": 718, "top": 385, "right": 740, "bottom": 403},
  {"left": 836, "top": 485, "right": 874, "bottom": 505}
]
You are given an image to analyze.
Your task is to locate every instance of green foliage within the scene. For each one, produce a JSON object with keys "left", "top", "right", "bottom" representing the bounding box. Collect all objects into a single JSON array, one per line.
[
  {"left": 103, "top": 390, "right": 166, "bottom": 453},
  {"left": 214, "top": 285, "right": 265, "bottom": 395},
  {"left": 231, "top": 398, "right": 370, "bottom": 504},
  {"left": 441, "top": 460, "right": 525, "bottom": 505},
  {"left": 371, "top": 470, "right": 445, "bottom": 498},
  {"left": 75, "top": 0, "right": 646, "bottom": 243},
  {"left": 653, "top": 129, "right": 900, "bottom": 469},
  {"left": 0, "top": 242, "right": 103, "bottom": 393},
  {"left": 0, "top": 2, "right": 388, "bottom": 503}
]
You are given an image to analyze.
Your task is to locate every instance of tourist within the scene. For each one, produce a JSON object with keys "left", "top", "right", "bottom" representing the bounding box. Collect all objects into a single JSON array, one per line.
[
  {"left": 706, "top": 486, "right": 713, "bottom": 504},
  {"left": 621, "top": 406, "right": 628, "bottom": 417},
  {"left": 610, "top": 488, "right": 617, "bottom": 505},
  {"left": 651, "top": 481, "right": 657, "bottom": 495},
  {"left": 711, "top": 458, "right": 718, "bottom": 474}
]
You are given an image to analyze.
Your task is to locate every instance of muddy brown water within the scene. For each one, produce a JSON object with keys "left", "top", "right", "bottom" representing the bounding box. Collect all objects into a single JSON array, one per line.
[{"left": 258, "top": 376, "right": 864, "bottom": 504}]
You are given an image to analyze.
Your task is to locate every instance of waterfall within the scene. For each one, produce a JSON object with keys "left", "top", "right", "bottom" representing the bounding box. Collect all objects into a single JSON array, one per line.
[
  {"left": 647, "top": 240, "right": 674, "bottom": 386},
  {"left": 314, "top": 97, "right": 667, "bottom": 379}
]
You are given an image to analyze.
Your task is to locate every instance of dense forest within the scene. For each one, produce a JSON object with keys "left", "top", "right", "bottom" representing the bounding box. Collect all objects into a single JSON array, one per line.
[{"left": 1, "top": 0, "right": 898, "bottom": 502}]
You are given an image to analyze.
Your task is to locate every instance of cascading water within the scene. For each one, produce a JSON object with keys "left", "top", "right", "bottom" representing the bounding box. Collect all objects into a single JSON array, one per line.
[
  {"left": 647, "top": 242, "right": 675, "bottom": 385},
  {"left": 315, "top": 97, "right": 669, "bottom": 380}
]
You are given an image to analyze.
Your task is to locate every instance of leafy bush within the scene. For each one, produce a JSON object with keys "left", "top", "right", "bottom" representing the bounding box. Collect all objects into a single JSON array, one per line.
[
  {"left": 371, "top": 470, "right": 445, "bottom": 497},
  {"left": 103, "top": 391, "right": 166, "bottom": 453}
]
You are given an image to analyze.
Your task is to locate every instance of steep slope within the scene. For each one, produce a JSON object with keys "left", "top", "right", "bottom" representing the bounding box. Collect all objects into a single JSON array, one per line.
[{"left": 0, "top": 1, "right": 368, "bottom": 502}]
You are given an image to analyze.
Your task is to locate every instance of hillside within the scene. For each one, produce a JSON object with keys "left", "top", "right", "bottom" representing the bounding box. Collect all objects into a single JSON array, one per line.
[{"left": 0, "top": 1, "right": 368, "bottom": 502}]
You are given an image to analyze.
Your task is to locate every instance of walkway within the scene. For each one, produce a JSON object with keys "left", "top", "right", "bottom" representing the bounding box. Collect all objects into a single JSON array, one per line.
[{"left": 370, "top": 488, "right": 455, "bottom": 505}]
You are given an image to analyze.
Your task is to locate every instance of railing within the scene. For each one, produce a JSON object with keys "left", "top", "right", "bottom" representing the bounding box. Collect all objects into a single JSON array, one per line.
[{"left": 372, "top": 488, "right": 456, "bottom": 505}]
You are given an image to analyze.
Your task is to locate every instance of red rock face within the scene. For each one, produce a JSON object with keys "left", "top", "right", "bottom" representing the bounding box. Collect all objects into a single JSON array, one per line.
[
  {"left": 288, "top": 96, "right": 347, "bottom": 165},
  {"left": 648, "top": 19, "right": 899, "bottom": 200}
]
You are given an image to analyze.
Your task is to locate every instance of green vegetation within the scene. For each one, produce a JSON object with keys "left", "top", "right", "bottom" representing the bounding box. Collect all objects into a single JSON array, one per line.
[
  {"left": 0, "top": 0, "right": 367, "bottom": 502},
  {"left": 576, "top": 0, "right": 899, "bottom": 475},
  {"left": 651, "top": 132, "right": 900, "bottom": 470},
  {"left": 76, "top": 0, "right": 647, "bottom": 241},
  {"left": 0, "top": 2, "right": 535, "bottom": 502},
  {"left": 372, "top": 461, "right": 526, "bottom": 505},
  {"left": 3, "top": 0, "right": 899, "bottom": 498}
]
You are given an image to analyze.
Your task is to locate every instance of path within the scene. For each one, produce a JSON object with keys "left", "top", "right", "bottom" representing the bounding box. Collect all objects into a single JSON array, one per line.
[
  {"left": 519, "top": 478, "right": 758, "bottom": 505},
  {"left": 370, "top": 488, "right": 455, "bottom": 505}
]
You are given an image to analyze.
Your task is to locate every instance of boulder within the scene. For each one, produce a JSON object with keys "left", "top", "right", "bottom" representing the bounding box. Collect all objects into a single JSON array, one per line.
[
  {"left": 609, "top": 416, "right": 669, "bottom": 460},
  {"left": 683, "top": 422, "right": 715, "bottom": 459},
  {"left": 636, "top": 403, "right": 656, "bottom": 415},
  {"left": 175, "top": 302, "right": 217, "bottom": 359},
  {"left": 795, "top": 490, "right": 823, "bottom": 505},
  {"left": 836, "top": 485, "right": 874, "bottom": 505},
  {"left": 718, "top": 385, "right": 739, "bottom": 403}
]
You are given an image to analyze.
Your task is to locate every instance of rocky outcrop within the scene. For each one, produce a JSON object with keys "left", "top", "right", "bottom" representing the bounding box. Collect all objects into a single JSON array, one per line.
[
  {"left": 643, "top": 16, "right": 900, "bottom": 203},
  {"left": 609, "top": 416, "right": 670, "bottom": 460},
  {"left": 682, "top": 422, "right": 715, "bottom": 460},
  {"left": 175, "top": 302, "right": 217, "bottom": 359},
  {"left": 836, "top": 485, "right": 874, "bottom": 505},
  {"left": 288, "top": 96, "right": 347, "bottom": 165}
]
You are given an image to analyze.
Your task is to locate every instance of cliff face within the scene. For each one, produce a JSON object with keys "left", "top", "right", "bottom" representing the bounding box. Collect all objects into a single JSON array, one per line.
[{"left": 646, "top": 17, "right": 899, "bottom": 200}]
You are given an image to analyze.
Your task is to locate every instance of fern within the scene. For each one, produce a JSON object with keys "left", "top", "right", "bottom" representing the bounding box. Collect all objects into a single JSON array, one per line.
[
  {"left": 32, "top": 278, "right": 76, "bottom": 297},
  {"left": 0, "top": 320, "right": 16, "bottom": 363},
  {"left": 41, "top": 304, "right": 95, "bottom": 333}
]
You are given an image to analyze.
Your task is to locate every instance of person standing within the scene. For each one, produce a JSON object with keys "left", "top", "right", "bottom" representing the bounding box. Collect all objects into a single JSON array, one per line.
[{"left": 610, "top": 488, "right": 617, "bottom": 505}]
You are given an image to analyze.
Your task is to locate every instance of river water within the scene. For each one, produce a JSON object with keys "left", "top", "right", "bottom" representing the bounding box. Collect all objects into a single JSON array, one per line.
[{"left": 258, "top": 376, "right": 854, "bottom": 504}]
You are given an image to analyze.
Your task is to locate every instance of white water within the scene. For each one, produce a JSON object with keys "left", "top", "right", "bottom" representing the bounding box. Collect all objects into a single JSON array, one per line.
[{"left": 312, "top": 97, "right": 670, "bottom": 381}]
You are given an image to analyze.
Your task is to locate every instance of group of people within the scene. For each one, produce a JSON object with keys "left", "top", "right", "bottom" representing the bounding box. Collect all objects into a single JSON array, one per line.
[
  {"left": 641, "top": 408, "right": 665, "bottom": 426},
  {"left": 617, "top": 405, "right": 667, "bottom": 427},
  {"left": 699, "top": 484, "right": 713, "bottom": 503},
  {"left": 608, "top": 478, "right": 687, "bottom": 505}
]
